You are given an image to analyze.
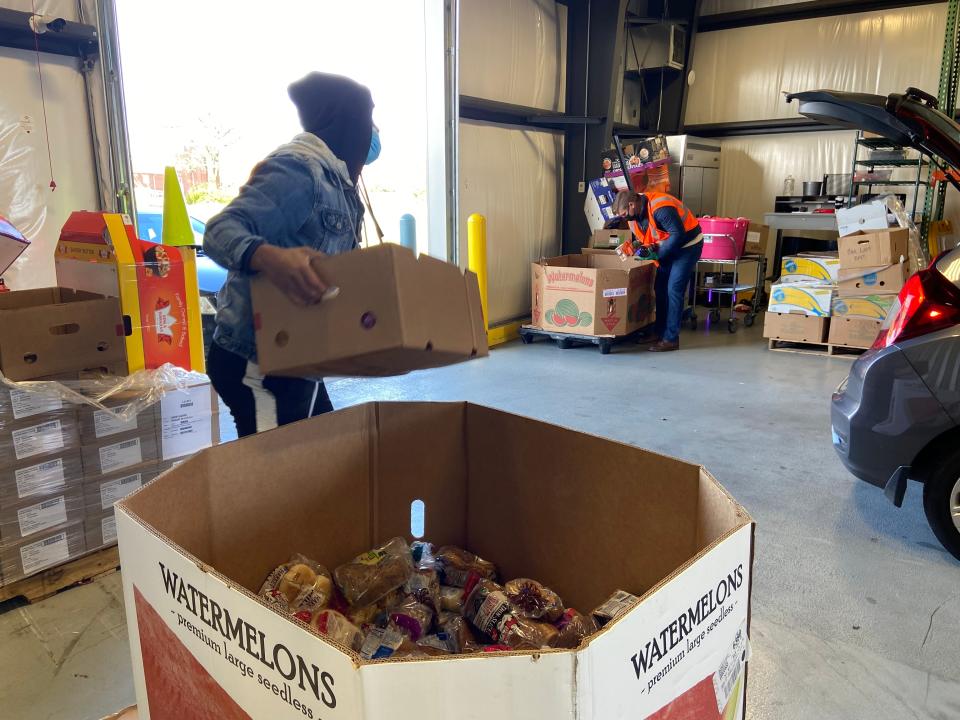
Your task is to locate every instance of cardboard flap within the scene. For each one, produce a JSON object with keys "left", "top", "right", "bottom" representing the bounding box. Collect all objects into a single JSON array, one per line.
[
  {"left": 464, "top": 405, "right": 708, "bottom": 612},
  {"left": 463, "top": 270, "right": 489, "bottom": 357},
  {"left": 408, "top": 253, "right": 478, "bottom": 356}
]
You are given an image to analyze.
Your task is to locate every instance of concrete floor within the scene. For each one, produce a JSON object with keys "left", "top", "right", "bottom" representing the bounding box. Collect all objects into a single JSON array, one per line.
[{"left": 2, "top": 322, "right": 959, "bottom": 719}]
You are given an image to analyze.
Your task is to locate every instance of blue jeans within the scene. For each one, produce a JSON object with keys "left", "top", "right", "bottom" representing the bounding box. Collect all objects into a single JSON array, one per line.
[{"left": 655, "top": 240, "right": 703, "bottom": 343}]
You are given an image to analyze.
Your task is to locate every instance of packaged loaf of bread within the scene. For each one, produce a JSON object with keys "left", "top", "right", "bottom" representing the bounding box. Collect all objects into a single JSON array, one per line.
[
  {"left": 416, "top": 633, "right": 455, "bottom": 656},
  {"left": 553, "top": 609, "right": 599, "bottom": 649},
  {"left": 504, "top": 578, "right": 565, "bottom": 622},
  {"left": 438, "top": 614, "right": 480, "bottom": 653},
  {"left": 345, "top": 587, "right": 404, "bottom": 628},
  {"left": 334, "top": 537, "right": 414, "bottom": 607},
  {"left": 387, "top": 596, "right": 435, "bottom": 642},
  {"left": 436, "top": 545, "right": 497, "bottom": 587},
  {"left": 405, "top": 568, "right": 441, "bottom": 614},
  {"left": 411, "top": 540, "right": 437, "bottom": 570},
  {"left": 463, "top": 578, "right": 559, "bottom": 650},
  {"left": 592, "top": 590, "right": 639, "bottom": 627},
  {"left": 440, "top": 585, "right": 465, "bottom": 612},
  {"left": 260, "top": 554, "right": 333, "bottom": 608},
  {"left": 360, "top": 627, "right": 419, "bottom": 660},
  {"left": 309, "top": 609, "right": 364, "bottom": 651}
]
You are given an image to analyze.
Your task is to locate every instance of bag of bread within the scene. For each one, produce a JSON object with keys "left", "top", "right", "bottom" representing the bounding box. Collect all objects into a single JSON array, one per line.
[
  {"left": 438, "top": 614, "right": 480, "bottom": 653},
  {"left": 463, "top": 578, "right": 558, "bottom": 650},
  {"left": 436, "top": 546, "right": 497, "bottom": 587},
  {"left": 592, "top": 590, "right": 639, "bottom": 627},
  {"left": 411, "top": 540, "right": 437, "bottom": 570},
  {"left": 553, "top": 609, "right": 599, "bottom": 649},
  {"left": 387, "top": 596, "right": 435, "bottom": 642},
  {"left": 360, "top": 627, "right": 419, "bottom": 660},
  {"left": 440, "top": 585, "right": 465, "bottom": 613},
  {"left": 260, "top": 555, "right": 333, "bottom": 608},
  {"left": 334, "top": 537, "right": 414, "bottom": 607},
  {"left": 345, "top": 587, "right": 404, "bottom": 629},
  {"left": 504, "top": 578, "right": 564, "bottom": 622},
  {"left": 416, "top": 632, "right": 455, "bottom": 655},
  {"left": 309, "top": 609, "right": 364, "bottom": 651},
  {"left": 405, "top": 568, "right": 441, "bottom": 614}
]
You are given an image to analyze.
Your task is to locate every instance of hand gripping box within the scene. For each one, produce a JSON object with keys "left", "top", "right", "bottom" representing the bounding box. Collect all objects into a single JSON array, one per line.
[{"left": 117, "top": 402, "right": 754, "bottom": 720}]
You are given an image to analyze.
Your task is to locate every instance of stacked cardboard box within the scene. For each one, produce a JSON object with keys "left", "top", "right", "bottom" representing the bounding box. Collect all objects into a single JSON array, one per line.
[
  {"left": 831, "top": 226, "right": 909, "bottom": 348},
  {"left": 764, "top": 253, "right": 840, "bottom": 344}
]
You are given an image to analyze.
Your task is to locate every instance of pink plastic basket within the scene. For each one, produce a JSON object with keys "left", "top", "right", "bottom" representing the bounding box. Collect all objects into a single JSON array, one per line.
[{"left": 698, "top": 217, "right": 749, "bottom": 260}]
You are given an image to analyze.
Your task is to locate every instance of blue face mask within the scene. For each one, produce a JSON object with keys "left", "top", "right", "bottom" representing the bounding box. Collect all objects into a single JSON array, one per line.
[{"left": 365, "top": 126, "right": 381, "bottom": 165}]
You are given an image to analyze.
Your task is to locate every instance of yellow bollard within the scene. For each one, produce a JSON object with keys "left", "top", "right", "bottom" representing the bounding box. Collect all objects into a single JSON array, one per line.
[{"left": 467, "top": 213, "right": 489, "bottom": 331}]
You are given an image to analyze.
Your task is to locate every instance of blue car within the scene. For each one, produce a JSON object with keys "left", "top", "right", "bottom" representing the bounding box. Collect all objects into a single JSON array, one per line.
[{"left": 136, "top": 211, "right": 228, "bottom": 296}]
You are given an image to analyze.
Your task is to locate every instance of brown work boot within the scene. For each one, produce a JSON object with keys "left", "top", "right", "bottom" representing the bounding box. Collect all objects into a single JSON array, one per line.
[
  {"left": 635, "top": 333, "right": 661, "bottom": 345},
  {"left": 648, "top": 340, "right": 679, "bottom": 352}
]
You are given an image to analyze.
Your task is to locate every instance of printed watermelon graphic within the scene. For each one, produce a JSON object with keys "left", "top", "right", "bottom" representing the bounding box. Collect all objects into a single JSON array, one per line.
[
  {"left": 135, "top": 586, "right": 252, "bottom": 720},
  {"left": 546, "top": 298, "right": 592, "bottom": 328}
]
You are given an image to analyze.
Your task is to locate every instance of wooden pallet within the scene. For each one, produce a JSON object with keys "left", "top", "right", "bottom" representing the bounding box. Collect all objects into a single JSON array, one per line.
[
  {"left": 767, "top": 338, "right": 867, "bottom": 358},
  {"left": 0, "top": 544, "right": 120, "bottom": 605},
  {"left": 519, "top": 325, "right": 651, "bottom": 354}
]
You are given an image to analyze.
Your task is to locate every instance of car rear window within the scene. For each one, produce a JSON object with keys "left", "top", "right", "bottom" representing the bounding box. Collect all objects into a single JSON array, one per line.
[{"left": 935, "top": 247, "right": 960, "bottom": 286}]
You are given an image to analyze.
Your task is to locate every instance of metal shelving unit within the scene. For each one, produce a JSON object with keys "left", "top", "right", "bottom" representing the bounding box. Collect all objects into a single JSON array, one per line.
[{"left": 847, "top": 131, "right": 930, "bottom": 231}]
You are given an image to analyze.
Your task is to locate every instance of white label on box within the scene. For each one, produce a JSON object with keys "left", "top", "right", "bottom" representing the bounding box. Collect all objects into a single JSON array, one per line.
[
  {"left": 20, "top": 530, "right": 69, "bottom": 575},
  {"left": 102, "top": 515, "right": 118, "bottom": 544},
  {"left": 602, "top": 288, "right": 628, "bottom": 298},
  {"left": 99, "top": 437, "right": 143, "bottom": 474},
  {"left": 94, "top": 409, "right": 138, "bottom": 439},
  {"left": 161, "top": 384, "right": 213, "bottom": 460},
  {"left": 15, "top": 457, "right": 66, "bottom": 498},
  {"left": 9, "top": 389, "right": 62, "bottom": 420},
  {"left": 100, "top": 472, "right": 143, "bottom": 510},
  {"left": 713, "top": 621, "right": 748, "bottom": 713},
  {"left": 17, "top": 495, "right": 68, "bottom": 536},
  {"left": 12, "top": 420, "right": 64, "bottom": 460}
]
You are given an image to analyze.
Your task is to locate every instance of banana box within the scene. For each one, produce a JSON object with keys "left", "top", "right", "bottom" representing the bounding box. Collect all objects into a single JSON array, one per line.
[
  {"left": 830, "top": 295, "right": 894, "bottom": 321},
  {"left": 779, "top": 254, "right": 840, "bottom": 284},
  {"left": 768, "top": 281, "right": 833, "bottom": 317}
]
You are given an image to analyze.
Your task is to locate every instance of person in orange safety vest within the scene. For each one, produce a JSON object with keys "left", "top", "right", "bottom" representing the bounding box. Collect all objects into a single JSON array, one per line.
[{"left": 625, "top": 191, "right": 703, "bottom": 352}]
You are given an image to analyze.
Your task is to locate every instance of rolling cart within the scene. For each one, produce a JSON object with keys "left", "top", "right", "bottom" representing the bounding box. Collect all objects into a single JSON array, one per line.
[{"left": 695, "top": 232, "right": 767, "bottom": 333}]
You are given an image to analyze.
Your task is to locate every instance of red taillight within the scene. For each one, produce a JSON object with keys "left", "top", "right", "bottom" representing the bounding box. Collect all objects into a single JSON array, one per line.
[{"left": 872, "top": 270, "right": 960, "bottom": 349}]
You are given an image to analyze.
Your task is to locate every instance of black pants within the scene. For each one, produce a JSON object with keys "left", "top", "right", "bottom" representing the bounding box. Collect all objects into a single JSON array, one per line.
[{"left": 207, "top": 343, "right": 333, "bottom": 438}]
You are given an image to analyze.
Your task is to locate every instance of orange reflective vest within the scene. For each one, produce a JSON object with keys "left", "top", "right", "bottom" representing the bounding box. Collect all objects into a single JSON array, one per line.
[{"left": 628, "top": 192, "right": 699, "bottom": 246}]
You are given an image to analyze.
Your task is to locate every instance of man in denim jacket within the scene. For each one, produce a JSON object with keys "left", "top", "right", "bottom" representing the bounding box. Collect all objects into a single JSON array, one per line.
[{"left": 203, "top": 72, "right": 375, "bottom": 437}]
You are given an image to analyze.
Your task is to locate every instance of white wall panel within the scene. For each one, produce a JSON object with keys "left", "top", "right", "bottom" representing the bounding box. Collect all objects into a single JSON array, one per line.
[
  {"left": 0, "top": 48, "right": 100, "bottom": 289},
  {"left": 701, "top": 0, "right": 810, "bottom": 14},
  {"left": 687, "top": 5, "right": 946, "bottom": 124},
  {"left": 459, "top": 121, "right": 563, "bottom": 324},
  {"left": 461, "top": 0, "right": 567, "bottom": 111}
]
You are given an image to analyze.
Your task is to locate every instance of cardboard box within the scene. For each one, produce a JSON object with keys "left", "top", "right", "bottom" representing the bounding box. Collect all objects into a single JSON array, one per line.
[
  {"left": 79, "top": 402, "right": 159, "bottom": 445},
  {"left": 118, "top": 402, "right": 754, "bottom": 720},
  {"left": 56, "top": 211, "right": 206, "bottom": 375},
  {"left": 831, "top": 295, "right": 895, "bottom": 321},
  {"left": 83, "top": 461, "right": 161, "bottom": 514},
  {"left": 157, "top": 379, "right": 220, "bottom": 462},
  {"left": 767, "top": 282, "right": 833, "bottom": 316},
  {"left": 532, "top": 253, "right": 656, "bottom": 336},
  {"left": 0, "top": 385, "right": 69, "bottom": 423},
  {"left": 779, "top": 254, "right": 840, "bottom": 284},
  {"left": 584, "top": 177, "right": 619, "bottom": 231},
  {"left": 0, "top": 449, "right": 84, "bottom": 507},
  {"left": 0, "top": 412, "right": 80, "bottom": 470},
  {"left": 590, "top": 228, "right": 631, "bottom": 250},
  {"left": 0, "top": 520, "right": 86, "bottom": 584},
  {"left": 82, "top": 429, "right": 161, "bottom": 479},
  {"left": 837, "top": 263, "right": 909, "bottom": 297},
  {"left": 828, "top": 317, "right": 882, "bottom": 349},
  {"left": 837, "top": 228, "right": 909, "bottom": 269},
  {"left": 0, "top": 485, "right": 85, "bottom": 542},
  {"left": 252, "top": 244, "right": 487, "bottom": 378},
  {"left": 0, "top": 287, "right": 126, "bottom": 382},
  {"left": 763, "top": 312, "right": 829, "bottom": 343},
  {"left": 85, "top": 509, "right": 118, "bottom": 551},
  {"left": 744, "top": 222, "right": 770, "bottom": 256},
  {"left": 836, "top": 200, "right": 891, "bottom": 237}
]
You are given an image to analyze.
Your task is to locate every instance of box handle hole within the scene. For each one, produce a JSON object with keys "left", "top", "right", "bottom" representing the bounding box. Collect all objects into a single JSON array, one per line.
[
  {"left": 97, "top": 342, "right": 109, "bottom": 352},
  {"left": 22, "top": 353, "right": 37, "bottom": 364},
  {"left": 275, "top": 331, "right": 289, "bottom": 348},
  {"left": 410, "top": 499, "right": 425, "bottom": 539},
  {"left": 49, "top": 322, "right": 79, "bottom": 336}
]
